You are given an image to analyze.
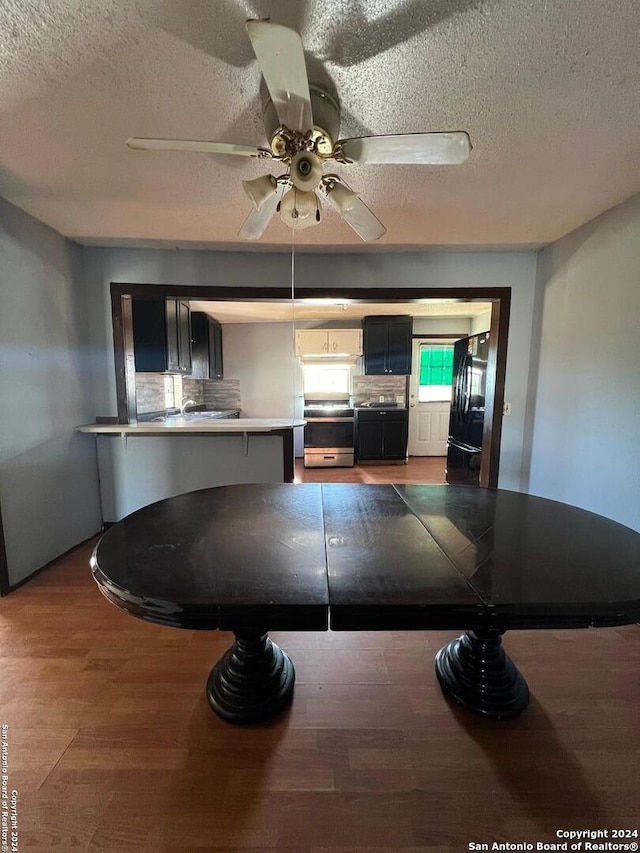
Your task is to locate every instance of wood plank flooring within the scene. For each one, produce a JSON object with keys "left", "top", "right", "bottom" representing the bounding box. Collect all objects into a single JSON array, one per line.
[
  {"left": 1, "top": 496, "right": 639, "bottom": 850},
  {"left": 295, "top": 455, "right": 447, "bottom": 484}
]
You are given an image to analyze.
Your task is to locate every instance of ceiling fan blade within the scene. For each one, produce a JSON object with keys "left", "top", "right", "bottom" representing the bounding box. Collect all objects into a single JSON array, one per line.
[
  {"left": 126, "top": 138, "right": 271, "bottom": 158},
  {"left": 238, "top": 192, "right": 280, "bottom": 240},
  {"left": 337, "top": 131, "right": 471, "bottom": 165},
  {"left": 343, "top": 197, "right": 386, "bottom": 242},
  {"left": 325, "top": 189, "right": 386, "bottom": 242},
  {"left": 245, "top": 21, "right": 313, "bottom": 134}
]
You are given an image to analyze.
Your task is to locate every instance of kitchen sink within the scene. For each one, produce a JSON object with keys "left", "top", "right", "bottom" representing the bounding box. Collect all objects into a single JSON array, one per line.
[{"left": 164, "top": 411, "right": 233, "bottom": 422}]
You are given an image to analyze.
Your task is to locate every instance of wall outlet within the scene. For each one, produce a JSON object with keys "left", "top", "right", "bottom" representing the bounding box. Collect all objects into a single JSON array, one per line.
[
  {"left": 503, "top": 402, "right": 512, "bottom": 416},
  {"left": 379, "top": 395, "right": 384, "bottom": 403}
]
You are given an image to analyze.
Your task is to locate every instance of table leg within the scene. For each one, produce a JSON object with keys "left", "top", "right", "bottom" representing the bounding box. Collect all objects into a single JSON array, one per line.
[
  {"left": 434, "top": 628, "right": 529, "bottom": 719},
  {"left": 206, "top": 630, "right": 295, "bottom": 724}
]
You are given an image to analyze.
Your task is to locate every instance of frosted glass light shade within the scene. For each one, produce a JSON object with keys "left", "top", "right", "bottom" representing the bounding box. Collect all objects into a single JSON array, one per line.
[
  {"left": 279, "top": 188, "right": 320, "bottom": 230},
  {"left": 242, "top": 174, "right": 277, "bottom": 210},
  {"left": 325, "top": 182, "right": 358, "bottom": 216},
  {"left": 239, "top": 192, "right": 279, "bottom": 239}
]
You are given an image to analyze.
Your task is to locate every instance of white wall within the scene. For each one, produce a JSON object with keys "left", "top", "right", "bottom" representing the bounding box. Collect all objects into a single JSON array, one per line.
[
  {"left": 413, "top": 317, "right": 471, "bottom": 336},
  {"left": 83, "top": 247, "right": 538, "bottom": 490},
  {"left": 0, "top": 199, "right": 102, "bottom": 586},
  {"left": 224, "top": 322, "right": 301, "bottom": 420},
  {"left": 525, "top": 194, "right": 640, "bottom": 530}
]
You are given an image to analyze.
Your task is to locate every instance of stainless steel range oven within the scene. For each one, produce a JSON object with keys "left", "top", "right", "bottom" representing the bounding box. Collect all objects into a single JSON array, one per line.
[{"left": 303, "top": 394, "right": 355, "bottom": 468}]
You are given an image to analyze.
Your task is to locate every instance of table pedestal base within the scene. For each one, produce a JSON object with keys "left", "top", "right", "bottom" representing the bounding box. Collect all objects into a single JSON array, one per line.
[
  {"left": 206, "top": 631, "right": 295, "bottom": 724},
  {"left": 434, "top": 628, "right": 529, "bottom": 719}
]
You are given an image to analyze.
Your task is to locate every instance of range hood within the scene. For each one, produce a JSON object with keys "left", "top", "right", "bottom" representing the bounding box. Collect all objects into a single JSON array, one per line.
[{"left": 298, "top": 354, "right": 361, "bottom": 364}]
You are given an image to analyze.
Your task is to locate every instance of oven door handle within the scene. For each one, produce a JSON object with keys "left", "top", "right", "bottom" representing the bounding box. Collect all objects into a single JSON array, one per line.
[{"left": 304, "top": 417, "right": 355, "bottom": 423}]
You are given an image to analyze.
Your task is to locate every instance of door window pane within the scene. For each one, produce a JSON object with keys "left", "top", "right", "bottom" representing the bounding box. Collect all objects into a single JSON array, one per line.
[{"left": 418, "top": 345, "right": 454, "bottom": 402}]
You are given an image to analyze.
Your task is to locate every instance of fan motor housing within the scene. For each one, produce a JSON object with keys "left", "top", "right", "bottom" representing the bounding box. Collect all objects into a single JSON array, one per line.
[{"left": 264, "top": 86, "right": 340, "bottom": 157}]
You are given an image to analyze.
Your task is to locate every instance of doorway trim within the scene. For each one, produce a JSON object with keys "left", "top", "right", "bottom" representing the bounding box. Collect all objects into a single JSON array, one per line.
[
  {"left": 0, "top": 503, "right": 9, "bottom": 595},
  {"left": 110, "top": 283, "right": 510, "bottom": 488}
]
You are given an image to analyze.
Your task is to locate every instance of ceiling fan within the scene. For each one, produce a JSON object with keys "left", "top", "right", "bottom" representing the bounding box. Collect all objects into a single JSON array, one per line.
[{"left": 126, "top": 20, "right": 471, "bottom": 242}]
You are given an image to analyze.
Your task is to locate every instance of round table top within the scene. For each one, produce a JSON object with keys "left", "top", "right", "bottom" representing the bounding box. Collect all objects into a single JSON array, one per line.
[{"left": 91, "top": 483, "right": 640, "bottom": 631}]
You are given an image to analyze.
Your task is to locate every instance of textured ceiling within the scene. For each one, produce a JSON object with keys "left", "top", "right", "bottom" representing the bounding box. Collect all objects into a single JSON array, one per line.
[{"left": 0, "top": 0, "right": 638, "bottom": 250}]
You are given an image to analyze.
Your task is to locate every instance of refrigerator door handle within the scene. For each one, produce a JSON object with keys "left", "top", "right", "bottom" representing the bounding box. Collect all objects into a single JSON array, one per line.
[
  {"left": 461, "top": 355, "right": 472, "bottom": 423},
  {"left": 455, "top": 354, "right": 468, "bottom": 423},
  {"left": 464, "top": 362, "right": 471, "bottom": 418}
]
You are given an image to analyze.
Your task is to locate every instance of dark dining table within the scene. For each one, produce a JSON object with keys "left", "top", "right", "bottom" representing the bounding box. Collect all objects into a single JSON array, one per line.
[{"left": 91, "top": 483, "right": 640, "bottom": 724}]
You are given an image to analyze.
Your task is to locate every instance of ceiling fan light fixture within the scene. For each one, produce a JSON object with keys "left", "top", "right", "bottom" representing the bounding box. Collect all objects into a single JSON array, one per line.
[
  {"left": 126, "top": 22, "right": 471, "bottom": 243},
  {"left": 242, "top": 174, "right": 278, "bottom": 210},
  {"left": 290, "top": 151, "right": 323, "bottom": 191},
  {"left": 279, "top": 187, "right": 320, "bottom": 229},
  {"left": 324, "top": 181, "right": 359, "bottom": 216}
]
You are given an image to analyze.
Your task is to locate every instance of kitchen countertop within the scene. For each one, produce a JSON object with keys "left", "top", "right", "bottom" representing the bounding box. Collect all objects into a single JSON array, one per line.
[
  {"left": 77, "top": 419, "right": 306, "bottom": 435},
  {"left": 355, "top": 404, "right": 407, "bottom": 410}
]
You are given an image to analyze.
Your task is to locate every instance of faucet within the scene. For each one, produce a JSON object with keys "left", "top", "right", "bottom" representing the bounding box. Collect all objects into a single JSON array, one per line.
[{"left": 180, "top": 397, "right": 198, "bottom": 415}]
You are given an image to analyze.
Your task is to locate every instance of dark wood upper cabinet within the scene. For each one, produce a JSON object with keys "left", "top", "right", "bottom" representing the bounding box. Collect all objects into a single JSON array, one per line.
[
  {"left": 190, "top": 312, "right": 224, "bottom": 380},
  {"left": 132, "top": 298, "right": 192, "bottom": 374},
  {"left": 363, "top": 316, "right": 413, "bottom": 375}
]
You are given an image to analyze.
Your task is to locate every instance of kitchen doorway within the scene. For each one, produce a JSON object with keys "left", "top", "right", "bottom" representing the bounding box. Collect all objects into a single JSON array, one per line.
[
  {"left": 110, "top": 283, "right": 509, "bottom": 488},
  {"left": 408, "top": 338, "right": 457, "bottom": 456}
]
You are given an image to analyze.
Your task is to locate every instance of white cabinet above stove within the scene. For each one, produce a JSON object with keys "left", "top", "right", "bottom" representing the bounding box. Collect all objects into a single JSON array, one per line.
[{"left": 295, "top": 329, "right": 363, "bottom": 359}]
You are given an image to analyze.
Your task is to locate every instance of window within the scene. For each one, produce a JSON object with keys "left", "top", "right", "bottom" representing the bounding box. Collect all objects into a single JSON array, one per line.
[
  {"left": 417, "top": 344, "right": 454, "bottom": 402},
  {"left": 302, "top": 363, "right": 351, "bottom": 395}
]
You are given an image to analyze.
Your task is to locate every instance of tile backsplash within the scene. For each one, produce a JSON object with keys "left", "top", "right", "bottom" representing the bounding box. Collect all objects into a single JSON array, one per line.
[
  {"left": 135, "top": 374, "right": 241, "bottom": 415},
  {"left": 353, "top": 375, "right": 407, "bottom": 406},
  {"left": 203, "top": 379, "right": 241, "bottom": 410},
  {"left": 136, "top": 374, "right": 174, "bottom": 414}
]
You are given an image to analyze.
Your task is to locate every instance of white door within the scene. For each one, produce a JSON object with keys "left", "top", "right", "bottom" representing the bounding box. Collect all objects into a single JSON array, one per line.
[{"left": 408, "top": 339, "right": 454, "bottom": 456}]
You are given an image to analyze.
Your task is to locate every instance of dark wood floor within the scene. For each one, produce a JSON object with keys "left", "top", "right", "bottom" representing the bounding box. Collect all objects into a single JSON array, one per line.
[
  {"left": 295, "top": 455, "right": 447, "bottom": 484},
  {"left": 2, "top": 535, "right": 639, "bottom": 850}
]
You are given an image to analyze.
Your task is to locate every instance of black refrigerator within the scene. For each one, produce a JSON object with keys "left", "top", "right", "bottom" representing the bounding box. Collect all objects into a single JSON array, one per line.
[{"left": 445, "top": 333, "right": 489, "bottom": 485}]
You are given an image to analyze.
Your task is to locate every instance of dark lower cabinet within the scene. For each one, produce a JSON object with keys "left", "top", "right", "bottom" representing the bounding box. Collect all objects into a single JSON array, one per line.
[
  {"left": 132, "top": 298, "right": 192, "bottom": 374},
  {"left": 363, "top": 316, "right": 413, "bottom": 375},
  {"left": 356, "top": 409, "right": 408, "bottom": 461},
  {"left": 191, "top": 312, "right": 224, "bottom": 380}
]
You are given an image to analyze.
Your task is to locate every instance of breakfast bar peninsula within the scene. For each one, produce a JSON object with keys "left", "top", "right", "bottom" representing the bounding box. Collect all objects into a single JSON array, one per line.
[{"left": 77, "top": 417, "right": 305, "bottom": 522}]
